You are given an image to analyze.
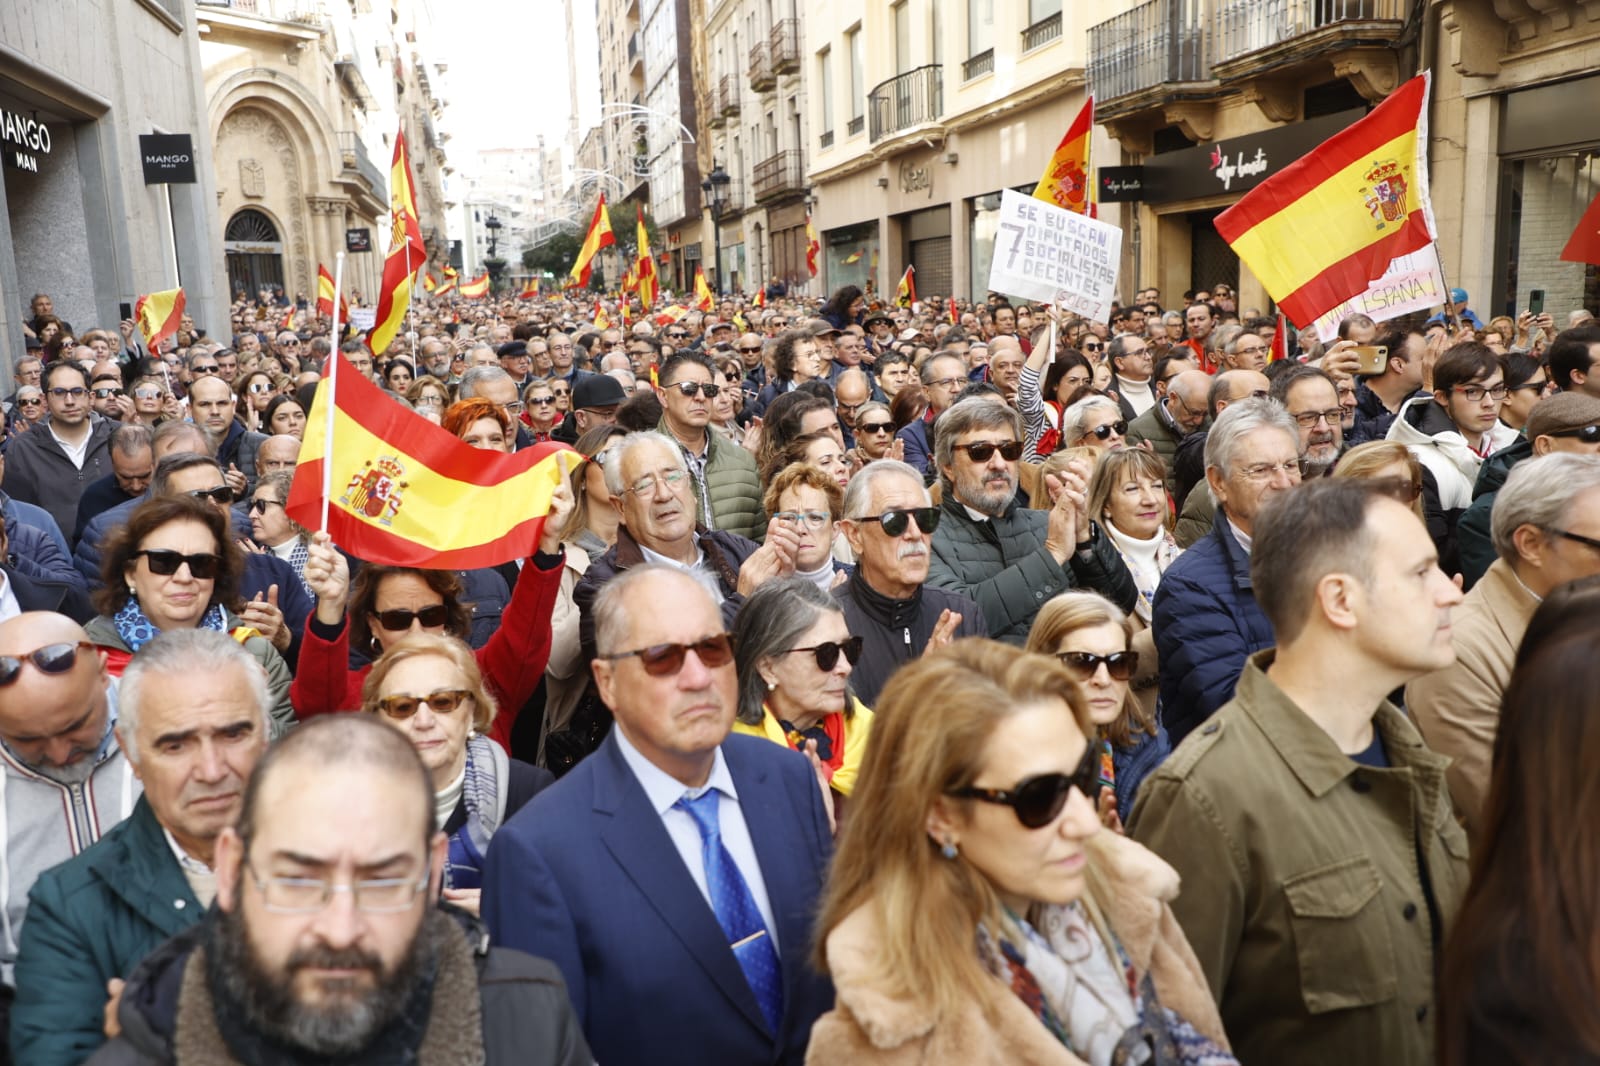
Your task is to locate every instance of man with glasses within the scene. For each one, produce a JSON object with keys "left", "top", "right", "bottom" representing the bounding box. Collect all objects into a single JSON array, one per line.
[
  {"left": 418, "top": 336, "right": 453, "bottom": 382},
  {"left": 486, "top": 563, "right": 832, "bottom": 1066},
  {"left": 1171, "top": 368, "right": 1274, "bottom": 524},
  {"left": 2, "top": 362, "right": 117, "bottom": 539},
  {"left": 88, "top": 362, "right": 133, "bottom": 422},
  {"left": 834, "top": 461, "right": 986, "bottom": 706},
  {"left": 832, "top": 369, "right": 875, "bottom": 449},
  {"left": 1154, "top": 398, "right": 1302, "bottom": 745},
  {"left": 654, "top": 354, "right": 764, "bottom": 540},
  {"left": 459, "top": 366, "right": 535, "bottom": 450},
  {"left": 0, "top": 612, "right": 136, "bottom": 1036},
  {"left": 1386, "top": 343, "right": 1519, "bottom": 575},
  {"left": 1218, "top": 328, "right": 1270, "bottom": 375},
  {"left": 1108, "top": 333, "right": 1157, "bottom": 419},
  {"left": 11, "top": 630, "right": 271, "bottom": 1064},
  {"left": 96, "top": 714, "right": 589, "bottom": 1064},
  {"left": 1272, "top": 365, "right": 1346, "bottom": 477},
  {"left": 498, "top": 341, "right": 536, "bottom": 388},
  {"left": 898, "top": 353, "right": 969, "bottom": 477},
  {"left": 928, "top": 398, "right": 1137, "bottom": 644},
  {"left": 1133, "top": 480, "right": 1469, "bottom": 1066},
  {"left": 272, "top": 332, "right": 302, "bottom": 370},
  {"left": 1127, "top": 370, "right": 1211, "bottom": 488}
]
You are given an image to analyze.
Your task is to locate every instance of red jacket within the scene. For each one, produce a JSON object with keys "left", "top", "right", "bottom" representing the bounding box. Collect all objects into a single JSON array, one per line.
[{"left": 288, "top": 554, "right": 564, "bottom": 750}]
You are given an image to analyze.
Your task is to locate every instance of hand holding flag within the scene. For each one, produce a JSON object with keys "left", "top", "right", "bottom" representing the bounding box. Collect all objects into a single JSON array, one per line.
[{"left": 133, "top": 288, "right": 185, "bottom": 354}]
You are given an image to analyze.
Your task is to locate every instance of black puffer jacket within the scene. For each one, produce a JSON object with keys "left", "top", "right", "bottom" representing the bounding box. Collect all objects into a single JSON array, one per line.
[{"left": 833, "top": 567, "right": 988, "bottom": 707}]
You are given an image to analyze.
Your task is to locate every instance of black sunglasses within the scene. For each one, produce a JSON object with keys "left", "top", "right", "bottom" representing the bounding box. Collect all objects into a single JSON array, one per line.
[
  {"left": 950, "top": 744, "right": 1101, "bottom": 829},
  {"left": 188, "top": 486, "right": 234, "bottom": 505},
  {"left": 1548, "top": 424, "right": 1600, "bottom": 444},
  {"left": 248, "top": 498, "right": 282, "bottom": 515},
  {"left": 854, "top": 506, "right": 940, "bottom": 537},
  {"left": 134, "top": 549, "right": 222, "bottom": 579},
  {"left": 1086, "top": 420, "right": 1129, "bottom": 441},
  {"left": 600, "top": 634, "right": 735, "bottom": 677},
  {"left": 858, "top": 420, "right": 894, "bottom": 435},
  {"left": 0, "top": 641, "right": 95, "bottom": 687},
  {"left": 784, "top": 636, "right": 863, "bottom": 672},
  {"left": 373, "top": 604, "right": 450, "bottom": 630},
  {"left": 1057, "top": 650, "right": 1140, "bottom": 682},
  {"left": 958, "top": 440, "right": 1023, "bottom": 462},
  {"left": 668, "top": 381, "right": 721, "bottom": 399}
]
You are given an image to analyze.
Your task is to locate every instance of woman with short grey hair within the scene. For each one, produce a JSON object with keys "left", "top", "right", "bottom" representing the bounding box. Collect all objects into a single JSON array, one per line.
[{"left": 1061, "top": 394, "right": 1128, "bottom": 454}]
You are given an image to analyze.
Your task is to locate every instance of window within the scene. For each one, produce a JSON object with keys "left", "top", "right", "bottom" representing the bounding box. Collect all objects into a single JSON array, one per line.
[
  {"left": 932, "top": 0, "right": 942, "bottom": 66},
  {"left": 819, "top": 48, "right": 834, "bottom": 141},
  {"left": 848, "top": 26, "right": 863, "bottom": 124},
  {"left": 968, "top": 0, "right": 993, "bottom": 55},
  {"left": 894, "top": 1, "right": 911, "bottom": 74},
  {"left": 1029, "top": 0, "right": 1062, "bottom": 21}
]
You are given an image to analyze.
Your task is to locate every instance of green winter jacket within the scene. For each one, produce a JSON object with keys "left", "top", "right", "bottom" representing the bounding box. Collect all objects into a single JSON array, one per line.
[
  {"left": 658, "top": 418, "right": 766, "bottom": 541},
  {"left": 12, "top": 797, "right": 200, "bottom": 1066}
]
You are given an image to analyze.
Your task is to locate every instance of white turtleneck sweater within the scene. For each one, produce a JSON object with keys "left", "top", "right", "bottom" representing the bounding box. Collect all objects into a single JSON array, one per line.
[{"left": 1105, "top": 520, "right": 1177, "bottom": 622}]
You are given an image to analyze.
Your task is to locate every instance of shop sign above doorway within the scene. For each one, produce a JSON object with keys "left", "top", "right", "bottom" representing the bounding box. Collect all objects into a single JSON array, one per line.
[
  {"left": 1, "top": 109, "right": 52, "bottom": 174},
  {"left": 140, "top": 134, "right": 197, "bottom": 184}
]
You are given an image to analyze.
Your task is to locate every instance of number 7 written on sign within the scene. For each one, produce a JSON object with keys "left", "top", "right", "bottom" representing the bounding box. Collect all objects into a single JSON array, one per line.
[{"left": 998, "top": 223, "right": 1027, "bottom": 270}]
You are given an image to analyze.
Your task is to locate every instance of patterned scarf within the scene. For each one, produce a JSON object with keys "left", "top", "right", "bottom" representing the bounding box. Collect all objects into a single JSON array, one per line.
[
  {"left": 769, "top": 703, "right": 845, "bottom": 778},
  {"left": 444, "top": 735, "right": 503, "bottom": 892},
  {"left": 285, "top": 538, "right": 313, "bottom": 598},
  {"left": 113, "top": 597, "right": 230, "bottom": 652}
]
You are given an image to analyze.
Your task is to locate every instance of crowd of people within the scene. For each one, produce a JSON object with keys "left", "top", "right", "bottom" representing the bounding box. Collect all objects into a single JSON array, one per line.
[{"left": 3, "top": 275, "right": 1600, "bottom": 1065}]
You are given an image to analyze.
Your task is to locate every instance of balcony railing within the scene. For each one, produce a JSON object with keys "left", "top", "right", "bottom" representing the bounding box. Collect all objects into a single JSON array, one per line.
[
  {"left": 749, "top": 42, "right": 776, "bottom": 91},
  {"left": 198, "top": 0, "right": 324, "bottom": 23},
  {"left": 1212, "top": 0, "right": 1405, "bottom": 64},
  {"left": 962, "top": 48, "right": 995, "bottom": 80},
  {"left": 770, "top": 19, "right": 801, "bottom": 73},
  {"left": 868, "top": 64, "right": 943, "bottom": 143},
  {"left": 337, "top": 130, "right": 384, "bottom": 199},
  {"left": 820, "top": 129, "right": 834, "bottom": 149},
  {"left": 718, "top": 74, "right": 741, "bottom": 116},
  {"left": 752, "top": 149, "right": 805, "bottom": 202},
  {"left": 1087, "top": 0, "right": 1210, "bottom": 102},
  {"left": 847, "top": 114, "right": 864, "bottom": 136},
  {"left": 1022, "top": 11, "right": 1063, "bottom": 50}
]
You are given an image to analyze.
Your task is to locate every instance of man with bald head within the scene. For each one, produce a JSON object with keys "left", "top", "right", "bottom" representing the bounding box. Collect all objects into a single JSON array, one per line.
[
  {"left": 1127, "top": 369, "right": 1211, "bottom": 487},
  {"left": 833, "top": 368, "right": 873, "bottom": 448},
  {"left": 254, "top": 434, "right": 300, "bottom": 477},
  {"left": 0, "top": 613, "right": 138, "bottom": 1023},
  {"left": 186, "top": 375, "right": 266, "bottom": 495}
]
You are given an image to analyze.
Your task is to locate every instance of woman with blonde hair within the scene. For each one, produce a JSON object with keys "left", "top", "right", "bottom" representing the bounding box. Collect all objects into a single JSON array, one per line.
[
  {"left": 1332, "top": 440, "right": 1425, "bottom": 520},
  {"left": 808, "top": 639, "right": 1232, "bottom": 1065}
]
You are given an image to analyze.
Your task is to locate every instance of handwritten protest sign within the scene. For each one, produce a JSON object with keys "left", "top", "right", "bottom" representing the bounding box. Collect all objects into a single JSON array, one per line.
[
  {"left": 348, "top": 307, "right": 377, "bottom": 332},
  {"left": 986, "top": 189, "right": 1122, "bottom": 323},
  {"left": 1311, "top": 245, "right": 1446, "bottom": 343}
]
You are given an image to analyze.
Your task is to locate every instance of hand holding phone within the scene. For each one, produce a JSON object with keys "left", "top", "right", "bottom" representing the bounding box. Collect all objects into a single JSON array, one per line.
[
  {"left": 1529, "top": 289, "right": 1546, "bottom": 316},
  {"left": 1352, "top": 345, "right": 1389, "bottom": 376}
]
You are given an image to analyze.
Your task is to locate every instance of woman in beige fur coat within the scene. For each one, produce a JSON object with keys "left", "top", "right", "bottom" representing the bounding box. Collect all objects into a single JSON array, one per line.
[{"left": 806, "top": 640, "right": 1234, "bottom": 1066}]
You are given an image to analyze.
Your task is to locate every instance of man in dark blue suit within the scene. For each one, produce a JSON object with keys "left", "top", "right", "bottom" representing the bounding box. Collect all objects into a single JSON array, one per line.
[{"left": 484, "top": 564, "right": 834, "bottom": 1065}]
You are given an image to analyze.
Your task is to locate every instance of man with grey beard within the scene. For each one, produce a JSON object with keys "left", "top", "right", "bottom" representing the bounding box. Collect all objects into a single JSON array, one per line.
[
  {"left": 1271, "top": 364, "right": 1346, "bottom": 477},
  {"left": 92, "top": 716, "right": 590, "bottom": 1065},
  {"left": 832, "top": 461, "right": 986, "bottom": 706}
]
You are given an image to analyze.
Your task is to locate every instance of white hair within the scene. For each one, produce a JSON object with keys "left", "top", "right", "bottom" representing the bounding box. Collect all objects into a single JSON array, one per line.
[{"left": 116, "top": 629, "right": 272, "bottom": 764}]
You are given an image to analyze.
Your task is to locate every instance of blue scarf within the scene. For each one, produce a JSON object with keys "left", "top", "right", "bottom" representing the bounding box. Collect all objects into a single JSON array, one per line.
[{"left": 113, "top": 596, "right": 229, "bottom": 652}]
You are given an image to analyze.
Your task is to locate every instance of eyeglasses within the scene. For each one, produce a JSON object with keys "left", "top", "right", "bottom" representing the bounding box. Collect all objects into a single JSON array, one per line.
[
  {"left": 91, "top": 387, "right": 124, "bottom": 399},
  {"left": 134, "top": 549, "right": 221, "bottom": 579},
  {"left": 1549, "top": 528, "right": 1600, "bottom": 553},
  {"left": 858, "top": 420, "right": 894, "bottom": 435},
  {"left": 248, "top": 498, "right": 283, "bottom": 515},
  {"left": 415, "top": 395, "right": 445, "bottom": 408},
  {"left": 374, "top": 688, "right": 473, "bottom": 720},
  {"left": 1546, "top": 424, "right": 1600, "bottom": 444},
  {"left": 278, "top": 338, "right": 302, "bottom": 347},
  {"left": 134, "top": 387, "right": 164, "bottom": 400},
  {"left": 1290, "top": 408, "right": 1345, "bottom": 428},
  {"left": 783, "top": 636, "right": 864, "bottom": 672},
  {"left": 773, "top": 509, "right": 830, "bottom": 530},
  {"left": 248, "top": 382, "right": 274, "bottom": 394},
  {"left": 668, "top": 381, "right": 721, "bottom": 399},
  {"left": 1084, "top": 421, "right": 1129, "bottom": 441},
  {"left": 667, "top": 332, "right": 689, "bottom": 340},
  {"left": 191, "top": 365, "right": 220, "bottom": 375},
  {"left": 1373, "top": 476, "right": 1424, "bottom": 504},
  {"left": 627, "top": 469, "right": 690, "bottom": 496},
  {"left": 1056, "top": 650, "right": 1140, "bottom": 682},
  {"left": 246, "top": 860, "right": 429, "bottom": 915},
  {"left": 927, "top": 376, "right": 965, "bottom": 391},
  {"left": 552, "top": 388, "right": 571, "bottom": 398},
  {"left": 737, "top": 346, "right": 763, "bottom": 354},
  {"left": 949, "top": 745, "right": 1101, "bottom": 828},
  {"left": 17, "top": 398, "right": 43, "bottom": 407},
  {"left": 0, "top": 641, "right": 95, "bottom": 687},
  {"left": 853, "top": 506, "right": 941, "bottom": 537},
  {"left": 48, "top": 387, "right": 88, "bottom": 399},
  {"left": 600, "top": 633, "right": 735, "bottom": 677},
  {"left": 1451, "top": 383, "right": 1507, "bottom": 403},
  {"left": 958, "top": 440, "right": 1024, "bottom": 462},
  {"left": 502, "top": 401, "right": 526, "bottom": 414},
  {"left": 373, "top": 604, "right": 450, "bottom": 630},
  {"left": 1237, "top": 459, "right": 1303, "bottom": 483},
  {"left": 188, "top": 486, "right": 235, "bottom": 505}
]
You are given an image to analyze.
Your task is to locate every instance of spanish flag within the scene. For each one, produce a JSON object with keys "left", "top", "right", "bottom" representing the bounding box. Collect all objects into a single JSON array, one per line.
[
  {"left": 286, "top": 354, "right": 575, "bottom": 568},
  {"left": 434, "top": 273, "right": 457, "bottom": 297},
  {"left": 1215, "top": 73, "right": 1436, "bottom": 330},
  {"left": 442, "top": 264, "right": 459, "bottom": 282},
  {"left": 635, "top": 206, "right": 659, "bottom": 309},
  {"left": 570, "top": 194, "right": 615, "bottom": 289},
  {"left": 1561, "top": 190, "right": 1600, "bottom": 265},
  {"left": 842, "top": 249, "right": 864, "bottom": 265},
  {"left": 280, "top": 305, "right": 297, "bottom": 332},
  {"left": 1034, "top": 96, "right": 1093, "bottom": 214},
  {"left": 805, "top": 213, "right": 820, "bottom": 277},
  {"left": 948, "top": 296, "right": 959, "bottom": 325},
  {"left": 752, "top": 287, "right": 766, "bottom": 309},
  {"left": 457, "top": 273, "right": 490, "bottom": 299},
  {"left": 368, "top": 131, "right": 427, "bottom": 356},
  {"left": 518, "top": 276, "right": 541, "bottom": 299},
  {"left": 1269, "top": 313, "right": 1290, "bottom": 363},
  {"left": 894, "top": 265, "right": 916, "bottom": 308},
  {"left": 654, "top": 304, "right": 689, "bottom": 327},
  {"left": 317, "top": 264, "right": 349, "bottom": 322},
  {"left": 134, "top": 288, "right": 185, "bottom": 354},
  {"left": 693, "top": 265, "right": 714, "bottom": 311},
  {"left": 422, "top": 270, "right": 439, "bottom": 294},
  {"left": 593, "top": 298, "right": 610, "bottom": 329}
]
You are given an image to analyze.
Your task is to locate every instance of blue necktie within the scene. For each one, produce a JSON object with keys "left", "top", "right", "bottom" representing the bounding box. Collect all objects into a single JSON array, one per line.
[{"left": 676, "top": 790, "right": 785, "bottom": 1034}]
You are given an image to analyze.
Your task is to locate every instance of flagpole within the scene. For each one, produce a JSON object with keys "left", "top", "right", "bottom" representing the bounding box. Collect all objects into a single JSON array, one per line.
[{"left": 322, "top": 251, "right": 345, "bottom": 534}]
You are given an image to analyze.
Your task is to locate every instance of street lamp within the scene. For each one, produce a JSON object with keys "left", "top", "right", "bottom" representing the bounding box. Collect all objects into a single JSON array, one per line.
[
  {"left": 701, "top": 162, "right": 730, "bottom": 296},
  {"left": 483, "top": 213, "right": 506, "bottom": 290}
]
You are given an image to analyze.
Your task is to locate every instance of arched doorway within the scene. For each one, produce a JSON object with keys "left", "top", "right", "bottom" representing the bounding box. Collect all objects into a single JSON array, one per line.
[{"left": 224, "top": 208, "right": 285, "bottom": 301}]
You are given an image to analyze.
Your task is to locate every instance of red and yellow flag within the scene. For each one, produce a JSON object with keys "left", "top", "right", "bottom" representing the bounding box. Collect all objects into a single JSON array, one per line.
[
  {"left": 842, "top": 249, "right": 864, "bottom": 265},
  {"left": 654, "top": 304, "right": 689, "bottom": 327},
  {"left": 317, "top": 263, "right": 349, "bottom": 322},
  {"left": 368, "top": 131, "right": 427, "bottom": 355},
  {"left": 287, "top": 354, "right": 576, "bottom": 568},
  {"left": 570, "top": 194, "right": 616, "bottom": 289},
  {"left": 593, "top": 298, "right": 610, "bottom": 329},
  {"left": 422, "top": 270, "right": 439, "bottom": 294},
  {"left": 1034, "top": 96, "right": 1093, "bottom": 214},
  {"left": 805, "top": 213, "right": 820, "bottom": 277},
  {"left": 434, "top": 274, "right": 457, "bottom": 296},
  {"left": 1561, "top": 191, "right": 1600, "bottom": 265},
  {"left": 280, "top": 305, "right": 297, "bottom": 332},
  {"left": 133, "top": 288, "right": 185, "bottom": 354},
  {"left": 693, "top": 266, "right": 714, "bottom": 311},
  {"left": 442, "top": 264, "right": 459, "bottom": 282},
  {"left": 1269, "top": 313, "right": 1290, "bottom": 363},
  {"left": 948, "top": 296, "right": 959, "bottom": 325},
  {"left": 752, "top": 288, "right": 766, "bottom": 309},
  {"left": 518, "top": 276, "right": 541, "bottom": 299},
  {"left": 894, "top": 265, "right": 916, "bottom": 309},
  {"left": 635, "top": 207, "right": 659, "bottom": 310},
  {"left": 1215, "top": 73, "right": 1436, "bottom": 330},
  {"left": 457, "top": 273, "right": 490, "bottom": 299}
]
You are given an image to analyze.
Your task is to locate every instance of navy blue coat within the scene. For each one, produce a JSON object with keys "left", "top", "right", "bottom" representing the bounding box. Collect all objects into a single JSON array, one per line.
[
  {"left": 1152, "top": 509, "right": 1276, "bottom": 747},
  {"left": 482, "top": 730, "right": 834, "bottom": 1066}
]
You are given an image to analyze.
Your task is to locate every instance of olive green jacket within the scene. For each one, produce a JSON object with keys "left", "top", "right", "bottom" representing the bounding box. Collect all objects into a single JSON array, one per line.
[
  {"left": 657, "top": 417, "right": 765, "bottom": 541},
  {"left": 1128, "top": 650, "right": 1469, "bottom": 1066}
]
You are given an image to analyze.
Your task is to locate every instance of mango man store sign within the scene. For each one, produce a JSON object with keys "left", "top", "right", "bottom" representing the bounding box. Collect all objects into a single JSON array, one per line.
[
  {"left": 1, "top": 109, "right": 52, "bottom": 173},
  {"left": 140, "top": 133, "right": 197, "bottom": 184}
]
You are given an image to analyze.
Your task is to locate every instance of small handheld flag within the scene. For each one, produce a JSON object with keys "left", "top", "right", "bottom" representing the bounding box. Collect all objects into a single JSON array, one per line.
[{"left": 134, "top": 288, "right": 186, "bottom": 354}]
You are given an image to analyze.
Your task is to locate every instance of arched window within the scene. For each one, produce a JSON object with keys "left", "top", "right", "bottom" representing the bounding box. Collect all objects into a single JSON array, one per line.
[{"left": 225, "top": 209, "right": 281, "bottom": 243}]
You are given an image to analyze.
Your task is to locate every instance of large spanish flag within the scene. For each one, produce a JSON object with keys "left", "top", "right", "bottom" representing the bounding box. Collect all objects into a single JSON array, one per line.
[
  {"left": 635, "top": 206, "right": 659, "bottom": 309},
  {"left": 368, "top": 130, "right": 428, "bottom": 355},
  {"left": 286, "top": 355, "right": 575, "bottom": 568},
  {"left": 570, "top": 194, "right": 615, "bottom": 289},
  {"left": 1033, "top": 96, "right": 1093, "bottom": 214},
  {"left": 1216, "top": 73, "right": 1435, "bottom": 329},
  {"left": 457, "top": 273, "right": 490, "bottom": 299},
  {"left": 316, "top": 263, "right": 349, "bottom": 321},
  {"left": 134, "top": 288, "right": 185, "bottom": 353}
]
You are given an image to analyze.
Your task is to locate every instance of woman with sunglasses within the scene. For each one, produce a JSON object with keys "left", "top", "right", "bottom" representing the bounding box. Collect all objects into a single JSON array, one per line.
[
  {"left": 1026, "top": 591, "right": 1168, "bottom": 829},
  {"left": 522, "top": 380, "right": 561, "bottom": 443},
  {"left": 849, "top": 401, "right": 899, "bottom": 463},
  {"left": 245, "top": 472, "right": 314, "bottom": 597},
  {"left": 732, "top": 578, "right": 872, "bottom": 812},
  {"left": 237, "top": 369, "right": 278, "bottom": 431},
  {"left": 12, "top": 386, "right": 47, "bottom": 433},
  {"left": 362, "top": 633, "right": 553, "bottom": 918},
  {"left": 1332, "top": 441, "right": 1425, "bottom": 521},
  {"left": 1061, "top": 395, "right": 1128, "bottom": 455},
  {"left": 87, "top": 494, "right": 295, "bottom": 733},
  {"left": 262, "top": 394, "right": 306, "bottom": 439},
  {"left": 808, "top": 639, "right": 1233, "bottom": 1064}
]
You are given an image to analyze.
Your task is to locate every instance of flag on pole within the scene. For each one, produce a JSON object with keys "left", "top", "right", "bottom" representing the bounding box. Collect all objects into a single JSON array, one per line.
[
  {"left": 842, "top": 249, "right": 864, "bottom": 265},
  {"left": 435, "top": 274, "right": 457, "bottom": 296},
  {"left": 1561, "top": 191, "right": 1600, "bottom": 265},
  {"left": 133, "top": 288, "right": 185, "bottom": 354},
  {"left": 948, "top": 296, "right": 959, "bottom": 325},
  {"left": 805, "top": 213, "right": 820, "bottom": 277},
  {"left": 317, "top": 264, "right": 349, "bottom": 321},
  {"left": 621, "top": 266, "right": 637, "bottom": 293},
  {"left": 593, "top": 298, "right": 610, "bottom": 329},
  {"left": 570, "top": 194, "right": 616, "bottom": 289},
  {"left": 693, "top": 266, "right": 714, "bottom": 311},
  {"left": 752, "top": 288, "right": 766, "bottom": 309},
  {"left": 1269, "top": 313, "right": 1290, "bottom": 363},
  {"left": 1033, "top": 96, "right": 1094, "bottom": 214},
  {"left": 422, "top": 270, "right": 439, "bottom": 294},
  {"left": 368, "top": 130, "right": 427, "bottom": 356},
  {"left": 654, "top": 304, "right": 690, "bottom": 327},
  {"left": 635, "top": 207, "right": 659, "bottom": 309},
  {"left": 280, "top": 305, "right": 297, "bottom": 332},
  {"left": 894, "top": 266, "right": 916, "bottom": 308},
  {"left": 457, "top": 273, "right": 490, "bottom": 299},
  {"left": 442, "top": 264, "right": 459, "bottom": 282},
  {"left": 286, "top": 354, "right": 576, "bottom": 568},
  {"left": 1215, "top": 73, "right": 1436, "bottom": 330},
  {"left": 518, "top": 277, "right": 541, "bottom": 299}
]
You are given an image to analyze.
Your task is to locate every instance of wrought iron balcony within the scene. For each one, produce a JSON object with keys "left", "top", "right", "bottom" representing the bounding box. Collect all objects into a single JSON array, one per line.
[
  {"left": 1212, "top": 0, "right": 1406, "bottom": 67},
  {"left": 752, "top": 149, "right": 805, "bottom": 202},
  {"left": 962, "top": 48, "right": 995, "bottom": 81},
  {"left": 770, "top": 19, "right": 801, "bottom": 74},
  {"left": 1087, "top": 0, "right": 1211, "bottom": 104},
  {"left": 337, "top": 131, "right": 384, "bottom": 200},
  {"left": 749, "top": 42, "right": 776, "bottom": 91},
  {"left": 847, "top": 114, "right": 864, "bottom": 136},
  {"left": 868, "top": 64, "right": 943, "bottom": 143},
  {"left": 1022, "top": 10, "right": 1063, "bottom": 51},
  {"left": 820, "top": 129, "right": 834, "bottom": 149}
]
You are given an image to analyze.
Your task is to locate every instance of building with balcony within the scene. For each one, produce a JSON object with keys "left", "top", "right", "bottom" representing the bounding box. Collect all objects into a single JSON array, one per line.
[{"left": 806, "top": 0, "right": 1113, "bottom": 301}]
